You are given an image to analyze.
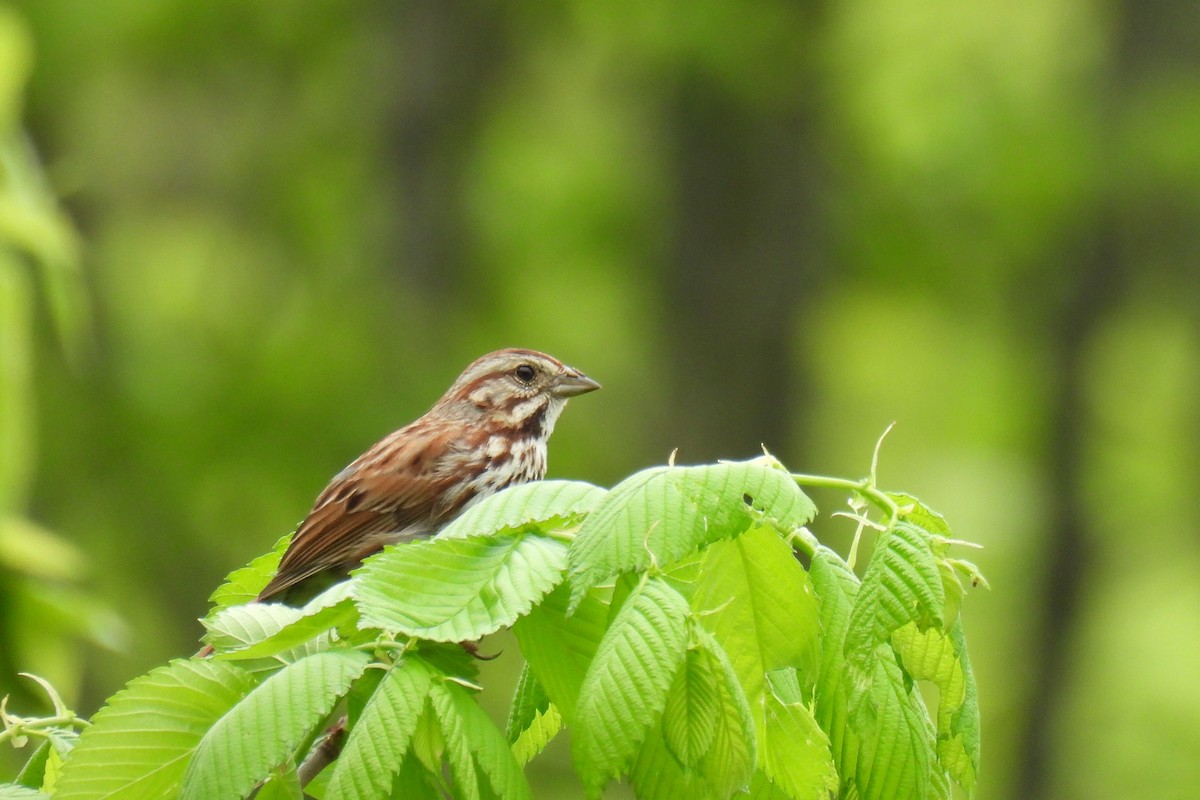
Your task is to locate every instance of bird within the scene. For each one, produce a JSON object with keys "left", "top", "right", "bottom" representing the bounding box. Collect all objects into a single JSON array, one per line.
[{"left": 256, "top": 348, "right": 599, "bottom": 604}]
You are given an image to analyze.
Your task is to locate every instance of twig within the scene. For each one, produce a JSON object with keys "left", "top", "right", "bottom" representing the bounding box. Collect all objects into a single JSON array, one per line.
[{"left": 297, "top": 716, "right": 347, "bottom": 787}]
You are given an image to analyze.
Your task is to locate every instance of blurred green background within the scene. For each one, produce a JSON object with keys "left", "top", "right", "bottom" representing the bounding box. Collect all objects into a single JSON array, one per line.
[{"left": 2, "top": 1, "right": 1198, "bottom": 797}]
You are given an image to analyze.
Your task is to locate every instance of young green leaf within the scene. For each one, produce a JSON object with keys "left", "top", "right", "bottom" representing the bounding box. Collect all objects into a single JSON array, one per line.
[
  {"left": 54, "top": 659, "right": 256, "bottom": 800},
  {"left": 809, "top": 546, "right": 863, "bottom": 792},
  {"left": 661, "top": 646, "right": 720, "bottom": 768},
  {"left": 202, "top": 602, "right": 304, "bottom": 652},
  {"left": 505, "top": 663, "right": 562, "bottom": 766},
  {"left": 254, "top": 765, "right": 303, "bottom": 800},
  {"left": 13, "top": 742, "right": 50, "bottom": 791},
  {"left": 387, "top": 753, "right": 443, "bottom": 799},
  {"left": 345, "top": 665, "right": 386, "bottom": 728},
  {"left": 326, "top": 657, "right": 436, "bottom": 800},
  {"left": 691, "top": 525, "right": 822, "bottom": 727},
  {"left": 207, "top": 533, "right": 292, "bottom": 610},
  {"left": 435, "top": 479, "right": 607, "bottom": 540},
  {"left": 511, "top": 583, "right": 608, "bottom": 723},
  {"left": 890, "top": 493, "right": 986, "bottom": 628},
  {"left": 180, "top": 650, "right": 370, "bottom": 799},
  {"left": 568, "top": 458, "right": 816, "bottom": 609},
  {"left": 37, "top": 745, "right": 62, "bottom": 795},
  {"left": 850, "top": 650, "right": 943, "bottom": 800},
  {"left": 892, "top": 620, "right": 980, "bottom": 794},
  {"left": 693, "top": 628, "right": 756, "bottom": 798},
  {"left": 846, "top": 521, "right": 945, "bottom": 674},
  {"left": 431, "top": 680, "right": 534, "bottom": 800},
  {"left": 201, "top": 598, "right": 348, "bottom": 678},
  {"left": 889, "top": 492, "right": 953, "bottom": 538},
  {"left": 943, "top": 622, "right": 980, "bottom": 795},
  {"left": 573, "top": 576, "right": 691, "bottom": 798},
  {"left": 354, "top": 531, "right": 567, "bottom": 641},
  {"left": 206, "top": 584, "right": 358, "bottom": 661},
  {"left": 409, "top": 699, "right": 448, "bottom": 784},
  {"left": 758, "top": 669, "right": 838, "bottom": 799},
  {"left": 653, "top": 626, "right": 756, "bottom": 798},
  {"left": 627, "top": 728, "right": 712, "bottom": 800},
  {"left": 13, "top": 728, "right": 74, "bottom": 794},
  {"left": 236, "top": 598, "right": 356, "bottom": 659}
]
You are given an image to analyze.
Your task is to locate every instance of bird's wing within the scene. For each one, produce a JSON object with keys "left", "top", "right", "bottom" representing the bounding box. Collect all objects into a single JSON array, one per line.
[{"left": 257, "top": 421, "right": 476, "bottom": 602}]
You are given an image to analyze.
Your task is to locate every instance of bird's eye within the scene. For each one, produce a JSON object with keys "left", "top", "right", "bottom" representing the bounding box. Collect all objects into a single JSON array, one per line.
[{"left": 514, "top": 364, "right": 536, "bottom": 384}]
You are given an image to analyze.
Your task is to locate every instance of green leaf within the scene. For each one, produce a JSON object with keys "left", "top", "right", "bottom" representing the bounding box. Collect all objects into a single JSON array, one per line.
[
  {"left": 511, "top": 583, "right": 608, "bottom": 723},
  {"left": 326, "top": 657, "right": 436, "bottom": 800},
  {"left": 746, "top": 770, "right": 795, "bottom": 799},
  {"left": 0, "top": 785, "right": 48, "bottom": 799},
  {"left": 180, "top": 650, "right": 370, "bottom": 799},
  {"left": 846, "top": 521, "right": 945, "bottom": 675},
  {"left": 201, "top": 600, "right": 346, "bottom": 679},
  {"left": 387, "top": 753, "right": 443, "bottom": 799},
  {"left": 889, "top": 492, "right": 953, "bottom": 538},
  {"left": 207, "top": 533, "right": 292, "bottom": 610},
  {"left": 849, "top": 649, "right": 943, "bottom": 800},
  {"left": 354, "top": 531, "right": 567, "bottom": 641},
  {"left": 652, "top": 626, "right": 755, "bottom": 798},
  {"left": 412, "top": 641, "right": 481, "bottom": 686},
  {"left": 432, "top": 691, "right": 485, "bottom": 800},
  {"left": 693, "top": 628, "right": 756, "bottom": 798},
  {"left": 436, "top": 479, "right": 607, "bottom": 539},
  {"left": 14, "top": 740, "right": 50, "bottom": 790},
  {"left": 431, "top": 680, "right": 534, "bottom": 800},
  {"left": 812, "top": 539, "right": 956, "bottom": 800},
  {"left": 943, "top": 623, "right": 980, "bottom": 795},
  {"left": 206, "top": 584, "right": 358, "bottom": 662},
  {"left": 661, "top": 646, "right": 719, "bottom": 768},
  {"left": 691, "top": 525, "right": 822, "bottom": 728},
  {"left": 890, "top": 493, "right": 987, "bottom": 628},
  {"left": 505, "top": 662, "right": 548, "bottom": 743},
  {"left": 409, "top": 700, "right": 448, "bottom": 785},
  {"left": 568, "top": 457, "right": 816, "bottom": 609},
  {"left": 345, "top": 666, "right": 386, "bottom": 728},
  {"left": 809, "top": 546, "right": 862, "bottom": 792},
  {"left": 38, "top": 740, "right": 65, "bottom": 794},
  {"left": 758, "top": 669, "right": 838, "bottom": 799},
  {"left": 54, "top": 659, "right": 256, "bottom": 800},
  {"left": 505, "top": 663, "right": 562, "bottom": 766},
  {"left": 573, "top": 576, "right": 690, "bottom": 797},
  {"left": 203, "top": 602, "right": 304, "bottom": 651},
  {"left": 892, "top": 620, "right": 980, "bottom": 794},
  {"left": 627, "top": 728, "right": 712, "bottom": 800},
  {"left": 255, "top": 765, "right": 303, "bottom": 800},
  {"left": 240, "top": 597, "right": 356, "bottom": 659}
]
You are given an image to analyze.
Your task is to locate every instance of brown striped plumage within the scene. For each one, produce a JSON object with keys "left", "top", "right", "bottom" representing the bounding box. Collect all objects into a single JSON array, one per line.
[{"left": 256, "top": 349, "right": 599, "bottom": 603}]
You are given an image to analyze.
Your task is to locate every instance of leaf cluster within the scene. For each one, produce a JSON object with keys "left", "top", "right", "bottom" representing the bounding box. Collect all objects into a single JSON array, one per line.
[{"left": 4, "top": 457, "right": 983, "bottom": 799}]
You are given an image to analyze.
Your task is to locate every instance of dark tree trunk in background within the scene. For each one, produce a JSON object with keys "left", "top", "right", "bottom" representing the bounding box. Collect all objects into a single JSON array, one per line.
[
  {"left": 379, "top": 1, "right": 507, "bottom": 301},
  {"left": 1015, "top": 1, "right": 1186, "bottom": 796},
  {"left": 1015, "top": 223, "right": 1123, "bottom": 799},
  {"left": 661, "top": 75, "right": 829, "bottom": 464}
]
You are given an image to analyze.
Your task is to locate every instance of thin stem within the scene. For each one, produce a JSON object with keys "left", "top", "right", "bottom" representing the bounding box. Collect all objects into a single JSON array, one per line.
[
  {"left": 782, "top": 525, "right": 817, "bottom": 560},
  {"left": 790, "top": 473, "right": 900, "bottom": 524},
  {"left": 846, "top": 517, "right": 867, "bottom": 571},
  {"left": 0, "top": 714, "right": 90, "bottom": 747},
  {"left": 870, "top": 422, "right": 896, "bottom": 487}
]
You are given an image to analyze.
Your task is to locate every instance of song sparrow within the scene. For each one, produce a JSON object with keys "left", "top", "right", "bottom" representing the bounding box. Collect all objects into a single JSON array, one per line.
[{"left": 256, "top": 348, "right": 599, "bottom": 603}]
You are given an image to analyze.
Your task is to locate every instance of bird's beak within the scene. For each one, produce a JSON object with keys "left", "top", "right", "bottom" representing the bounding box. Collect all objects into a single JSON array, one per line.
[{"left": 552, "top": 368, "right": 601, "bottom": 398}]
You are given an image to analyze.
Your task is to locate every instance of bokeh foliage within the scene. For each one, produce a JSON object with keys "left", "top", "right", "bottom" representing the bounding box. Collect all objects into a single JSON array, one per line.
[
  {"left": 3, "top": 0, "right": 1199, "bottom": 798},
  {"left": 0, "top": 2, "right": 119, "bottom": 729}
]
